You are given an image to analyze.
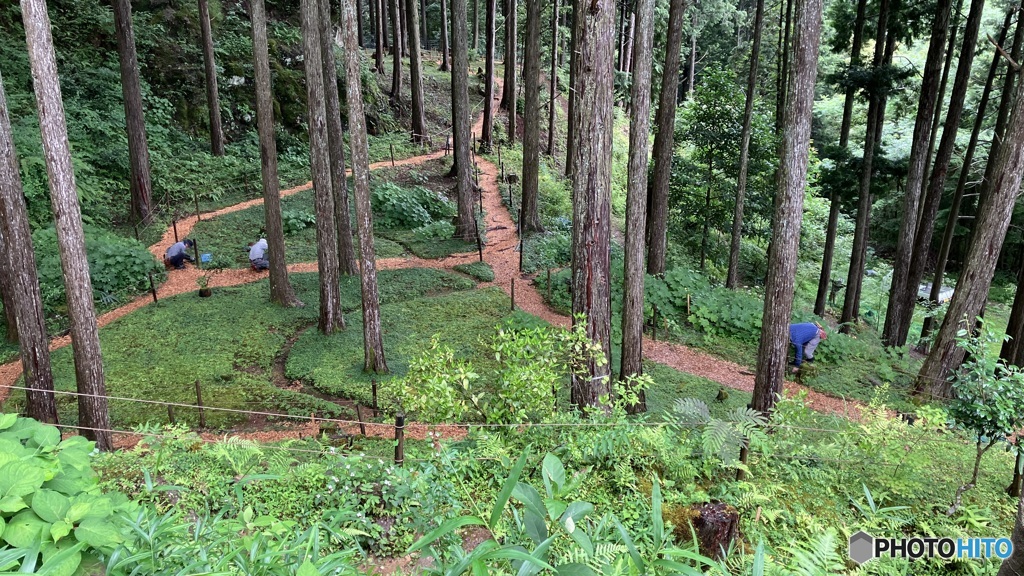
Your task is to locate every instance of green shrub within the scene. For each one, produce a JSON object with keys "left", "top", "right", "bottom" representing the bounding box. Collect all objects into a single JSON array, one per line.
[
  {"left": 453, "top": 261, "right": 495, "bottom": 282},
  {"left": 412, "top": 220, "right": 456, "bottom": 241},
  {"left": 281, "top": 208, "right": 316, "bottom": 235},
  {"left": 371, "top": 182, "right": 455, "bottom": 229},
  {"left": 646, "top": 268, "right": 764, "bottom": 342}
]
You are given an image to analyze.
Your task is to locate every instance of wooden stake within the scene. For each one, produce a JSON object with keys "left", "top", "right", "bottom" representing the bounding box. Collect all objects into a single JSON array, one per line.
[
  {"left": 148, "top": 271, "right": 158, "bottom": 303},
  {"left": 193, "top": 191, "right": 201, "bottom": 221},
  {"left": 394, "top": 413, "right": 405, "bottom": 466},
  {"left": 195, "top": 380, "right": 205, "bottom": 428},
  {"left": 356, "top": 405, "right": 367, "bottom": 436},
  {"left": 172, "top": 220, "right": 179, "bottom": 243},
  {"left": 372, "top": 379, "right": 378, "bottom": 414},
  {"left": 192, "top": 240, "right": 201, "bottom": 270},
  {"left": 653, "top": 305, "right": 658, "bottom": 341},
  {"left": 167, "top": 404, "right": 175, "bottom": 424},
  {"left": 547, "top": 268, "right": 551, "bottom": 302},
  {"left": 390, "top": 143, "right": 396, "bottom": 166},
  {"left": 474, "top": 216, "right": 483, "bottom": 262},
  {"left": 511, "top": 277, "right": 516, "bottom": 311}
]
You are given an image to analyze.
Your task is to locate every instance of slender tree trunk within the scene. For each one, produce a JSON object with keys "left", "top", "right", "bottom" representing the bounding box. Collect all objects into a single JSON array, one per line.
[
  {"left": 923, "top": 10, "right": 1014, "bottom": 339},
  {"left": 686, "top": 13, "right": 696, "bottom": 98},
  {"left": 998, "top": 483, "right": 1024, "bottom": 575},
  {"left": 568, "top": 0, "right": 614, "bottom": 411},
  {"left": 400, "top": 0, "right": 409, "bottom": 55},
  {"left": 916, "top": 64, "right": 1024, "bottom": 398},
  {"left": 880, "top": 0, "right": 954, "bottom": 343},
  {"left": 564, "top": 1, "right": 577, "bottom": 177},
  {"left": 889, "top": 0, "right": 986, "bottom": 347},
  {"left": 198, "top": 0, "right": 226, "bottom": 156},
  {"left": 620, "top": 0, "right": 654, "bottom": 410},
  {"left": 0, "top": 247, "right": 15, "bottom": 344},
  {"left": 616, "top": 0, "right": 627, "bottom": 71},
  {"left": 406, "top": 0, "right": 427, "bottom": 142},
  {"left": 623, "top": 11, "right": 635, "bottom": 76},
  {"left": 1002, "top": 248, "right": 1024, "bottom": 367},
  {"left": 546, "top": 0, "right": 559, "bottom": 155},
  {"left": 451, "top": 0, "right": 477, "bottom": 241},
  {"left": 726, "top": 0, "right": 765, "bottom": 289},
  {"left": 472, "top": 0, "right": 480, "bottom": 52},
  {"left": 501, "top": 0, "right": 517, "bottom": 142},
  {"left": 22, "top": 0, "right": 112, "bottom": 449},
  {"left": 520, "top": 0, "right": 543, "bottom": 232},
  {"left": 751, "top": 0, "right": 822, "bottom": 416},
  {"left": 699, "top": 158, "right": 712, "bottom": 270},
  {"left": 391, "top": 0, "right": 403, "bottom": 99},
  {"left": 420, "top": 0, "right": 427, "bottom": 46},
  {"left": 774, "top": 0, "right": 793, "bottom": 131},
  {"left": 440, "top": 0, "right": 450, "bottom": 70},
  {"left": 357, "top": 0, "right": 365, "bottom": 46},
  {"left": 922, "top": 0, "right": 962, "bottom": 195},
  {"left": 111, "top": 0, "right": 153, "bottom": 225},
  {"left": 839, "top": 0, "right": 891, "bottom": 332},
  {"left": 320, "top": 0, "right": 359, "bottom": 275},
  {"left": 341, "top": 0, "right": 389, "bottom": 374},
  {"left": 301, "top": 0, "right": 344, "bottom": 334},
  {"left": 0, "top": 72, "right": 58, "bottom": 423},
  {"left": 382, "top": 0, "right": 391, "bottom": 53},
  {"left": 374, "top": 0, "right": 386, "bottom": 71},
  {"left": 645, "top": 0, "right": 688, "bottom": 275},
  {"left": 250, "top": 0, "right": 302, "bottom": 307},
  {"left": 481, "top": 0, "right": 495, "bottom": 148}
]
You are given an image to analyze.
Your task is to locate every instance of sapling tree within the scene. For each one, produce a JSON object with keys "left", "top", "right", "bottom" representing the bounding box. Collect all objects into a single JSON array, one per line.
[{"left": 947, "top": 319, "right": 1024, "bottom": 516}]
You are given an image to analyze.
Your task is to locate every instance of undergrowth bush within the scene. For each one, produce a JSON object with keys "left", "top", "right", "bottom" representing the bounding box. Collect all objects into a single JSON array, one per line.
[{"left": 371, "top": 182, "right": 455, "bottom": 229}]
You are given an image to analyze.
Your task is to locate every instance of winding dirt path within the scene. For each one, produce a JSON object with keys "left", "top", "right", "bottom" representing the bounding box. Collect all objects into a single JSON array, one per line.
[{"left": 0, "top": 79, "right": 867, "bottom": 439}]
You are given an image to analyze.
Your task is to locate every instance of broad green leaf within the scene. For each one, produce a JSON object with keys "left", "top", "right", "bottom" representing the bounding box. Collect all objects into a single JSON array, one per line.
[
  {"left": 0, "top": 414, "right": 18, "bottom": 430},
  {"left": 0, "top": 495, "right": 27, "bottom": 514},
  {"left": 49, "top": 520, "right": 73, "bottom": 542},
  {"left": 555, "top": 562, "right": 597, "bottom": 576},
  {"left": 0, "top": 461, "right": 46, "bottom": 498},
  {"left": 38, "top": 541, "right": 84, "bottom": 576},
  {"left": 541, "top": 454, "right": 565, "bottom": 496},
  {"left": 511, "top": 483, "right": 546, "bottom": 521},
  {"left": 613, "top": 517, "right": 645, "bottom": 572},
  {"left": 295, "top": 559, "right": 319, "bottom": 576},
  {"left": 489, "top": 452, "right": 528, "bottom": 530},
  {"left": 543, "top": 498, "right": 567, "bottom": 522},
  {"left": 515, "top": 535, "right": 556, "bottom": 576},
  {"left": 408, "top": 516, "right": 486, "bottom": 553},
  {"left": 561, "top": 502, "right": 594, "bottom": 522},
  {"left": 2, "top": 510, "right": 47, "bottom": 548},
  {"left": 651, "top": 558, "right": 707, "bottom": 576},
  {"left": 488, "top": 548, "right": 555, "bottom": 572},
  {"left": 471, "top": 559, "right": 488, "bottom": 576},
  {"left": 31, "top": 425, "right": 61, "bottom": 448},
  {"left": 32, "top": 490, "right": 71, "bottom": 523},
  {"left": 651, "top": 476, "right": 664, "bottom": 551},
  {"left": 522, "top": 510, "right": 547, "bottom": 545},
  {"left": 564, "top": 524, "right": 593, "bottom": 557},
  {"left": 74, "top": 518, "right": 122, "bottom": 549}
]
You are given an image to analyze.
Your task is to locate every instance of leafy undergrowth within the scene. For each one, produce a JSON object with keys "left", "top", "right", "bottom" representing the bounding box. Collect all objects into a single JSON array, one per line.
[
  {"left": 453, "top": 261, "right": 495, "bottom": 282},
  {"left": 0, "top": 338, "right": 19, "bottom": 365},
  {"left": 5, "top": 269, "right": 475, "bottom": 428},
  {"left": 287, "top": 287, "right": 533, "bottom": 407}
]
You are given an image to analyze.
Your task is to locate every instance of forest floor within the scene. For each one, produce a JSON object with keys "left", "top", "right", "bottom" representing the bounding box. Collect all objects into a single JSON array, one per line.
[{"left": 0, "top": 77, "right": 869, "bottom": 448}]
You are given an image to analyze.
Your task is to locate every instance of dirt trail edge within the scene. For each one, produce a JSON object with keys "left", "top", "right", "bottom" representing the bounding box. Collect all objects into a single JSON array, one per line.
[{"left": 0, "top": 80, "right": 866, "bottom": 434}]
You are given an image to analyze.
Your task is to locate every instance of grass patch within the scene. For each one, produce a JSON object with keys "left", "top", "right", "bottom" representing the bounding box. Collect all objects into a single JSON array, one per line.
[{"left": 453, "top": 261, "right": 494, "bottom": 282}]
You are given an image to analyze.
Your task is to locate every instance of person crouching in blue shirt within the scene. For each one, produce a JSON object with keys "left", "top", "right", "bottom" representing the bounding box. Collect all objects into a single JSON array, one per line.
[
  {"left": 165, "top": 239, "right": 195, "bottom": 270},
  {"left": 789, "top": 322, "right": 826, "bottom": 373},
  {"left": 249, "top": 238, "right": 269, "bottom": 271}
]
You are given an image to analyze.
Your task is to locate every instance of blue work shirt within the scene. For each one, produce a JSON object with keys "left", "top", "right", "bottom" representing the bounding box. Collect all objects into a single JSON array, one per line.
[
  {"left": 789, "top": 323, "right": 820, "bottom": 367},
  {"left": 166, "top": 241, "right": 188, "bottom": 259}
]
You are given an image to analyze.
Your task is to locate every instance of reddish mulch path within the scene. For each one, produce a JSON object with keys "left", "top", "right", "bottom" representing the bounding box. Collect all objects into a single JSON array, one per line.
[{"left": 0, "top": 77, "right": 869, "bottom": 448}]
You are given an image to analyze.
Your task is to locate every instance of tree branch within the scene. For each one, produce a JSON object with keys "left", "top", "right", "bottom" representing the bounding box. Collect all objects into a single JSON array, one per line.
[{"left": 988, "top": 34, "right": 1021, "bottom": 71}]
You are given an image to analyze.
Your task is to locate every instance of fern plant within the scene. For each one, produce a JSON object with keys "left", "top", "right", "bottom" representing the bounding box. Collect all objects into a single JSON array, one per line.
[{"left": 669, "top": 398, "right": 768, "bottom": 475}]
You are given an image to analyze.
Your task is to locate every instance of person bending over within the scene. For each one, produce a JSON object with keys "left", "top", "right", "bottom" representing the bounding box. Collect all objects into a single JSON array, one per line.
[
  {"left": 249, "top": 238, "right": 270, "bottom": 271},
  {"left": 165, "top": 239, "right": 195, "bottom": 270},
  {"left": 789, "top": 322, "right": 826, "bottom": 373}
]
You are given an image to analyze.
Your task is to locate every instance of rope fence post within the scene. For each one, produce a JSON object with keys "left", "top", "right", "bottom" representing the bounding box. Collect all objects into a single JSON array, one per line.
[
  {"left": 372, "top": 379, "right": 378, "bottom": 415},
  {"left": 167, "top": 404, "right": 175, "bottom": 424},
  {"left": 193, "top": 191, "right": 201, "bottom": 222},
  {"left": 394, "top": 413, "right": 405, "bottom": 467},
  {"left": 192, "top": 240, "right": 202, "bottom": 270},
  {"left": 173, "top": 220, "right": 179, "bottom": 243},
  {"left": 133, "top": 223, "right": 140, "bottom": 242},
  {"left": 195, "top": 380, "right": 206, "bottom": 428},
  {"left": 518, "top": 206, "right": 524, "bottom": 273},
  {"left": 390, "top": 144, "right": 396, "bottom": 167},
  {"left": 356, "top": 405, "right": 367, "bottom": 436},
  {"left": 652, "top": 305, "right": 658, "bottom": 341},
  {"left": 147, "top": 272, "right": 158, "bottom": 303},
  {"left": 474, "top": 216, "right": 483, "bottom": 262},
  {"left": 511, "top": 277, "right": 516, "bottom": 311},
  {"left": 547, "top": 268, "right": 551, "bottom": 302}
]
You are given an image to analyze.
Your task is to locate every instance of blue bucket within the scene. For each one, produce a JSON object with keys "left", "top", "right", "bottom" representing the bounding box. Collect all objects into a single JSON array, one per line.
[{"left": 200, "top": 253, "right": 213, "bottom": 263}]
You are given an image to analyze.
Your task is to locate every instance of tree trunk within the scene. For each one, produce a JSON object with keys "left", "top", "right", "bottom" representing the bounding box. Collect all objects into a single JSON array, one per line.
[
  {"left": 250, "top": 0, "right": 302, "bottom": 308},
  {"left": 440, "top": 0, "right": 450, "bottom": 70},
  {"left": 1002, "top": 249, "right": 1024, "bottom": 367},
  {"left": 451, "top": 0, "right": 477, "bottom": 241},
  {"left": 915, "top": 64, "right": 1024, "bottom": 398},
  {"left": 22, "top": 0, "right": 112, "bottom": 449},
  {"left": 546, "top": 0, "right": 559, "bottom": 155},
  {"left": 300, "top": 0, "right": 344, "bottom": 334},
  {"left": 880, "top": 0, "right": 954, "bottom": 343},
  {"left": 726, "top": 0, "right": 765, "bottom": 289},
  {"left": 501, "top": 0, "right": 517, "bottom": 142},
  {"left": 0, "top": 72, "right": 58, "bottom": 423},
  {"left": 400, "top": 0, "right": 409, "bottom": 56},
  {"left": 774, "top": 0, "right": 793, "bottom": 131},
  {"left": 568, "top": 0, "right": 614, "bottom": 411},
  {"left": 420, "top": 0, "right": 427, "bottom": 47},
  {"left": 620, "top": 0, "right": 654, "bottom": 410},
  {"left": 341, "top": 0, "right": 389, "bottom": 374},
  {"left": 319, "top": 0, "right": 359, "bottom": 276},
  {"left": 391, "top": 0, "right": 403, "bottom": 99},
  {"left": 564, "top": 1, "right": 577, "bottom": 178},
  {"left": 374, "top": 0, "right": 386, "bottom": 72},
  {"left": 751, "top": 0, "right": 822, "bottom": 416},
  {"left": 895, "top": 0, "right": 988, "bottom": 346},
  {"left": 406, "top": 0, "right": 427, "bottom": 142},
  {"left": 381, "top": 0, "right": 391, "bottom": 53},
  {"left": 0, "top": 244, "right": 16, "bottom": 344},
  {"left": 645, "top": 0, "right": 688, "bottom": 275},
  {"left": 198, "top": 0, "right": 225, "bottom": 157},
  {"left": 699, "top": 158, "right": 712, "bottom": 270},
  {"left": 472, "top": 0, "right": 480, "bottom": 52},
  {"left": 357, "top": 0, "right": 365, "bottom": 46},
  {"left": 111, "top": 0, "right": 153, "bottom": 226},
  {"left": 481, "top": 0, "right": 495, "bottom": 149},
  {"left": 923, "top": 9, "right": 1014, "bottom": 339},
  {"left": 922, "top": 0, "right": 962, "bottom": 193},
  {"left": 998, "top": 483, "right": 1024, "bottom": 576},
  {"left": 686, "top": 13, "right": 696, "bottom": 98},
  {"left": 623, "top": 11, "right": 635, "bottom": 76},
  {"left": 839, "top": 0, "right": 891, "bottom": 332},
  {"left": 520, "top": 0, "right": 543, "bottom": 232}
]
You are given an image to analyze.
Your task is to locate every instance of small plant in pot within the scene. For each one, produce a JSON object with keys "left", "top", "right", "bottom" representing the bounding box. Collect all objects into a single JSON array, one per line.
[{"left": 197, "top": 274, "right": 212, "bottom": 297}]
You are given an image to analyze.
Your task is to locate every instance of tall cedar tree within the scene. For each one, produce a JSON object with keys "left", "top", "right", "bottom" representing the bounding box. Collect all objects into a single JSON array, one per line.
[
  {"left": 774, "top": 0, "right": 793, "bottom": 130},
  {"left": 546, "top": 0, "right": 559, "bottom": 155},
  {"left": 440, "top": 0, "right": 451, "bottom": 70},
  {"left": 357, "top": 0, "right": 365, "bottom": 45},
  {"left": 112, "top": 0, "right": 154, "bottom": 225},
  {"left": 568, "top": 0, "right": 614, "bottom": 410},
  {"left": 619, "top": 0, "right": 655, "bottom": 410},
  {"left": 519, "top": 0, "right": 543, "bottom": 232},
  {"left": 382, "top": 0, "right": 391, "bottom": 52},
  {"left": 751, "top": 0, "right": 823, "bottom": 415},
  {"left": 925, "top": 10, "right": 1017, "bottom": 339},
  {"left": 300, "top": 0, "right": 345, "bottom": 334},
  {"left": 645, "top": 0, "right": 687, "bottom": 275},
  {"left": 420, "top": 0, "right": 427, "bottom": 44},
  {"left": 198, "top": 0, "right": 226, "bottom": 156},
  {"left": 0, "top": 71, "right": 58, "bottom": 423},
  {"left": 726, "top": 0, "right": 766, "bottom": 289},
  {"left": 889, "top": 0, "right": 987, "bottom": 346},
  {"left": 916, "top": 65, "right": 1024, "bottom": 398},
  {"left": 472, "top": 0, "right": 479, "bottom": 51},
  {"left": 451, "top": 0, "right": 477, "bottom": 241},
  {"left": 564, "top": 2, "right": 576, "bottom": 177},
  {"left": 481, "top": 0, "right": 496, "bottom": 149},
  {"left": 0, "top": 235, "right": 16, "bottom": 343},
  {"left": 1000, "top": 484, "right": 1024, "bottom": 575},
  {"left": 406, "top": 0, "right": 427, "bottom": 142},
  {"left": 340, "top": 0, "right": 390, "bottom": 373},
  {"left": 319, "top": 0, "right": 359, "bottom": 275},
  {"left": 500, "top": 0, "right": 517, "bottom": 143},
  {"left": 249, "top": 0, "right": 302, "bottom": 307},
  {"left": 840, "top": 0, "right": 891, "bottom": 332},
  {"left": 813, "top": 0, "right": 866, "bottom": 315},
  {"left": 374, "top": 0, "right": 386, "bottom": 71},
  {"left": 22, "top": 0, "right": 112, "bottom": 449},
  {"left": 390, "top": 0, "right": 403, "bottom": 99},
  {"left": 880, "top": 0, "right": 953, "bottom": 340}
]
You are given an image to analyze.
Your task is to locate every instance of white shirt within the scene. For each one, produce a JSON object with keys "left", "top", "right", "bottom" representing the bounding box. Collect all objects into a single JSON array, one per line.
[{"left": 249, "top": 239, "right": 268, "bottom": 261}]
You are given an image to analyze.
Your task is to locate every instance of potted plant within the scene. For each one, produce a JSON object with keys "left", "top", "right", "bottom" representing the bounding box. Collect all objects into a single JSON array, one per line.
[{"left": 197, "top": 274, "right": 212, "bottom": 297}]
